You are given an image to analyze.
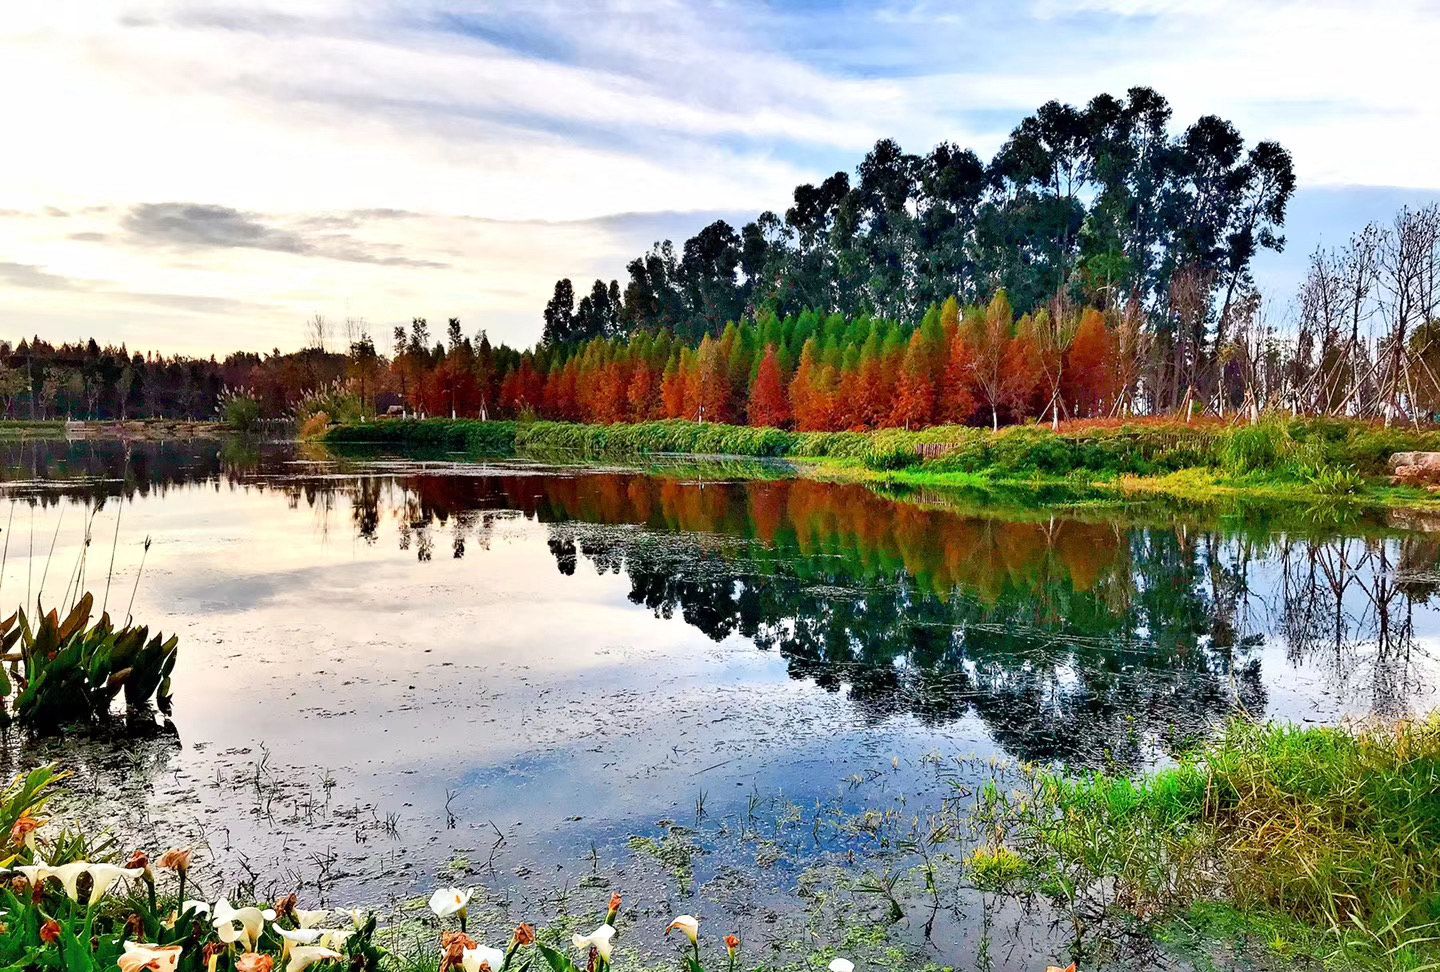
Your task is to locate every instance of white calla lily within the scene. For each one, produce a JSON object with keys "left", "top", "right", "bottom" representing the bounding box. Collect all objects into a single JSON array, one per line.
[
  {"left": 213, "top": 899, "right": 276, "bottom": 951},
  {"left": 118, "top": 942, "right": 183, "bottom": 972},
  {"left": 49, "top": 861, "right": 91, "bottom": 902},
  {"left": 572, "top": 924, "right": 615, "bottom": 963},
  {"left": 460, "top": 945, "right": 506, "bottom": 972},
  {"left": 666, "top": 914, "right": 700, "bottom": 944},
  {"left": 428, "top": 887, "right": 472, "bottom": 919},
  {"left": 318, "top": 929, "right": 353, "bottom": 950},
  {"left": 86, "top": 863, "right": 145, "bottom": 905},
  {"left": 296, "top": 909, "right": 330, "bottom": 929},
  {"left": 274, "top": 925, "right": 323, "bottom": 961},
  {"left": 276, "top": 927, "right": 324, "bottom": 945},
  {"left": 15, "top": 860, "right": 49, "bottom": 887},
  {"left": 346, "top": 909, "right": 367, "bottom": 928},
  {"left": 285, "top": 945, "right": 341, "bottom": 972},
  {"left": 181, "top": 900, "right": 211, "bottom": 917},
  {"left": 829, "top": 960, "right": 855, "bottom": 972}
]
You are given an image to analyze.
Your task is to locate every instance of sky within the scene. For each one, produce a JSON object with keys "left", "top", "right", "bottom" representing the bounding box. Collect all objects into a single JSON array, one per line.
[{"left": 2, "top": 0, "right": 1439, "bottom": 358}]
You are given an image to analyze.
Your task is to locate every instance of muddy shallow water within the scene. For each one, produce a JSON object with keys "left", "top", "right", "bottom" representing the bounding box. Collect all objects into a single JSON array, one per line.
[{"left": 1, "top": 437, "right": 1437, "bottom": 970}]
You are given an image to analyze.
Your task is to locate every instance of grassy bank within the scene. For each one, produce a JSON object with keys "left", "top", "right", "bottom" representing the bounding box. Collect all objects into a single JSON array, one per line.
[
  {"left": 325, "top": 416, "right": 1440, "bottom": 511},
  {"left": 968, "top": 718, "right": 1440, "bottom": 970},
  {"left": 0, "top": 419, "right": 66, "bottom": 439},
  {"left": 325, "top": 419, "right": 520, "bottom": 454}
]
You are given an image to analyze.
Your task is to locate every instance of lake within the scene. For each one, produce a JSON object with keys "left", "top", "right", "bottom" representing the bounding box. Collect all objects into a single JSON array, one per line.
[{"left": 1, "top": 436, "right": 1436, "bottom": 970}]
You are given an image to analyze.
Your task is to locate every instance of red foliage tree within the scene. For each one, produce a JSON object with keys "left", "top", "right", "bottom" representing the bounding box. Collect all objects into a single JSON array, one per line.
[
  {"left": 747, "top": 345, "right": 790, "bottom": 428},
  {"left": 1062, "top": 308, "right": 1116, "bottom": 418},
  {"left": 940, "top": 329, "right": 978, "bottom": 424},
  {"left": 891, "top": 329, "right": 936, "bottom": 429}
]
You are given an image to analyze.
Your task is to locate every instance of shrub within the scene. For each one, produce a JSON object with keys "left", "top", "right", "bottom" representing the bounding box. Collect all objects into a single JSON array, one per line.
[
  {"left": 1220, "top": 421, "right": 1291, "bottom": 474},
  {"left": 325, "top": 419, "right": 519, "bottom": 455},
  {"left": 299, "top": 410, "right": 330, "bottom": 440},
  {"left": 981, "top": 718, "right": 1440, "bottom": 969},
  {"left": 215, "top": 386, "right": 262, "bottom": 433},
  {"left": 0, "top": 593, "right": 178, "bottom": 730},
  {"left": 293, "top": 380, "right": 365, "bottom": 425}
]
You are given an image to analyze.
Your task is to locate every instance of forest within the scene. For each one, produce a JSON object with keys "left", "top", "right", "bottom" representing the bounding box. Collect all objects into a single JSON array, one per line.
[{"left": 4, "top": 88, "right": 1439, "bottom": 430}]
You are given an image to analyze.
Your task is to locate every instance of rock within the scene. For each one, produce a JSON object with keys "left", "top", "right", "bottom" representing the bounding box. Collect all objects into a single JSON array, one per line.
[{"left": 1388, "top": 451, "right": 1440, "bottom": 472}]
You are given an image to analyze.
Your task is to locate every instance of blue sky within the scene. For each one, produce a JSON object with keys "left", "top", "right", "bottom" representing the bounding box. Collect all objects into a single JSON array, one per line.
[{"left": 2, "top": 1, "right": 1438, "bottom": 354}]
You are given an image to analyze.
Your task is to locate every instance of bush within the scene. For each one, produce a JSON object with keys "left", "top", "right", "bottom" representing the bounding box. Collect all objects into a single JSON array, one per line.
[
  {"left": 323, "top": 416, "right": 1440, "bottom": 492},
  {"left": 298, "top": 411, "right": 330, "bottom": 440},
  {"left": 293, "top": 380, "right": 366, "bottom": 425},
  {"left": 981, "top": 718, "right": 1440, "bottom": 969},
  {"left": 215, "top": 386, "right": 262, "bottom": 433},
  {"left": 0, "top": 593, "right": 178, "bottom": 731},
  {"left": 1220, "top": 421, "right": 1291, "bottom": 474}
]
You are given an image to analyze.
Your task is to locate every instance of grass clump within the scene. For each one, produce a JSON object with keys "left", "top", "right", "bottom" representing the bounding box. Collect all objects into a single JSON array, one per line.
[
  {"left": 326, "top": 419, "right": 519, "bottom": 455},
  {"left": 972, "top": 718, "right": 1440, "bottom": 970}
]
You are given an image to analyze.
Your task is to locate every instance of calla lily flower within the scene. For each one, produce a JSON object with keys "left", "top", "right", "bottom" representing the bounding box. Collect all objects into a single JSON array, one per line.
[
  {"left": 182, "top": 900, "right": 212, "bottom": 917},
  {"left": 86, "top": 862, "right": 145, "bottom": 905},
  {"left": 296, "top": 909, "right": 330, "bottom": 929},
  {"left": 285, "top": 945, "right": 341, "bottom": 972},
  {"left": 214, "top": 899, "right": 277, "bottom": 951},
  {"left": 666, "top": 915, "right": 700, "bottom": 944},
  {"left": 318, "top": 929, "right": 353, "bottom": 950},
  {"left": 118, "top": 942, "right": 183, "bottom": 972},
  {"left": 346, "top": 909, "right": 366, "bottom": 928},
  {"left": 829, "top": 960, "right": 855, "bottom": 972},
  {"left": 460, "top": 945, "right": 506, "bottom": 972},
  {"left": 15, "top": 860, "right": 49, "bottom": 887},
  {"left": 428, "top": 887, "right": 472, "bottom": 920},
  {"left": 49, "top": 861, "right": 91, "bottom": 902},
  {"left": 571, "top": 924, "right": 615, "bottom": 963},
  {"left": 275, "top": 927, "right": 324, "bottom": 948}
]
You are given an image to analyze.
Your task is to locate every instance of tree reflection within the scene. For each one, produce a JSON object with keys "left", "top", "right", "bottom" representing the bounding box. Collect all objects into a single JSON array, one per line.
[{"left": 4, "top": 439, "right": 1433, "bottom": 771}]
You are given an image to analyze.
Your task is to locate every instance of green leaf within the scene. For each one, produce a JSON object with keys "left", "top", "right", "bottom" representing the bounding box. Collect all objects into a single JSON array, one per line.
[{"left": 535, "top": 943, "right": 581, "bottom": 972}]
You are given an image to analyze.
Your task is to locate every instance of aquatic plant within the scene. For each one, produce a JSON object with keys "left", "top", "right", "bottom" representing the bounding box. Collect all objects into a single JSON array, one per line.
[
  {"left": 325, "top": 419, "right": 519, "bottom": 455},
  {"left": 0, "top": 592, "right": 178, "bottom": 730}
]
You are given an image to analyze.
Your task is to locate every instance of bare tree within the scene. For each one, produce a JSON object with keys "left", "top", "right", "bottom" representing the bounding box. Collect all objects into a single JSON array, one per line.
[
  {"left": 1376, "top": 206, "right": 1440, "bottom": 423},
  {"left": 305, "top": 314, "right": 332, "bottom": 353}
]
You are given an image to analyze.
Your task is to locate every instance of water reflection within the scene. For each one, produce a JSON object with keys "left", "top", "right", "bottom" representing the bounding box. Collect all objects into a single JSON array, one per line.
[
  {"left": 0, "top": 437, "right": 1437, "bottom": 969},
  {"left": 2, "top": 437, "right": 1436, "bottom": 769}
]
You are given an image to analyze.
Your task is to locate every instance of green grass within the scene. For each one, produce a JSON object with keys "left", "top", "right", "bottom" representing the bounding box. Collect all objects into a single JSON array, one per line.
[
  {"left": 971, "top": 718, "right": 1440, "bottom": 970},
  {"left": 323, "top": 416, "right": 1440, "bottom": 513},
  {"left": 0, "top": 419, "right": 66, "bottom": 439},
  {"left": 325, "top": 418, "right": 520, "bottom": 454}
]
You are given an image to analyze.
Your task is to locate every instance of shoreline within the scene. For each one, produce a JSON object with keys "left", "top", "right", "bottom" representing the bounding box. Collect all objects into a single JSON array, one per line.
[{"left": 324, "top": 416, "right": 1440, "bottom": 520}]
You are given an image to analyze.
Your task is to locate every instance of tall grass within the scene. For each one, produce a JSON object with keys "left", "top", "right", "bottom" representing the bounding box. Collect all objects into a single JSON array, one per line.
[
  {"left": 971, "top": 718, "right": 1440, "bottom": 970},
  {"left": 325, "top": 419, "right": 520, "bottom": 454}
]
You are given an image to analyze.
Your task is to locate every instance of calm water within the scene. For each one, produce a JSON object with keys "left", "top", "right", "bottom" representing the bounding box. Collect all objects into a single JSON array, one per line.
[{"left": 1, "top": 437, "right": 1437, "bottom": 970}]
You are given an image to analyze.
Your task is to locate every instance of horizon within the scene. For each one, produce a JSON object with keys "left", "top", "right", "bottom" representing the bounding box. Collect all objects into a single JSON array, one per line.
[{"left": 4, "top": 1, "right": 1439, "bottom": 358}]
